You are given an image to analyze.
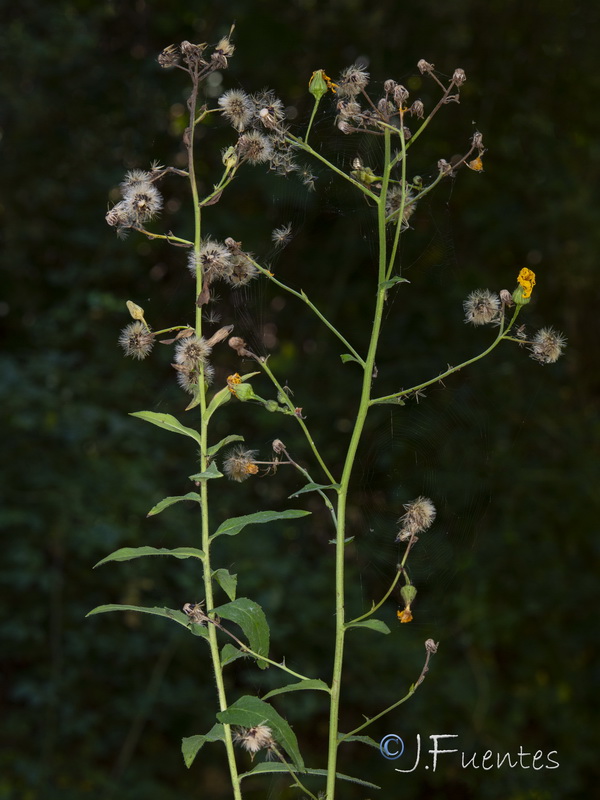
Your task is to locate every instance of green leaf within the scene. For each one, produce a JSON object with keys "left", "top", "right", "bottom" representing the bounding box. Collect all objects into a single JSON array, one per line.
[
  {"left": 182, "top": 724, "right": 226, "bottom": 768},
  {"left": 217, "top": 696, "right": 304, "bottom": 771},
  {"left": 239, "top": 762, "right": 379, "bottom": 789},
  {"left": 263, "top": 679, "right": 330, "bottom": 700},
  {"left": 189, "top": 461, "right": 223, "bottom": 481},
  {"left": 207, "top": 434, "right": 244, "bottom": 457},
  {"left": 129, "top": 411, "right": 201, "bottom": 445},
  {"left": 147, "top": 492, "right": 202, "bottom": 516},
  {"left": 204, "top": 386, "right": 231, "bottom": 422},
  {"left": 213, "top": 598, "right": 269, "bottom": 669},
  {"left": 338, "top": 734, "right": 380, "bottom": 749},
  {"left": 212, "top": 568, "right": 237, "bottom": 601},
  {"left": 220, "top": 643, "right": 245, "bottom": 667},
  {"left": 288, "top": 482, "right": 340, "bottom": 498},
  {"left": 346, "top": 619, "right": 391, "bottom": 635},
  {"left": 373, "top": 396, "right": 406, "bottom": 406},
  {"left": 212, "top": 509, "right": 310, "bottom": 540},
  {"left": 340, "top": 353, "right": 360, "bottom": 364},
  {"left": 87, "top": 604, "right": 192, "bottom": 629},
  {"left": 93, "top": 546, "right": 205, "bottom": 568},
  {"left": 379, "top": 275, "right": 410, "bottom": 291}
]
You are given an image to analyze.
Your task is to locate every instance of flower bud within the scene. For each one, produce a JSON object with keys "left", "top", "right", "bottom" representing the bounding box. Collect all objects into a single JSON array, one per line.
[
  {"left": 308, "top": 69, "right": 329, "bottom": 101},
  {"left": 126, "top": 300, "right": 145, "bottom": 321},
  {"left": 401, "top": 584, "right": 417, "bottom": 606}
]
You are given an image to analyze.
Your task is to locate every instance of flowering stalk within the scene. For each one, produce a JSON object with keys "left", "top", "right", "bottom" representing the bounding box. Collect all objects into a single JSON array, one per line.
[{"left": 96, "top": 34, "right": 566, "bottom": 800}]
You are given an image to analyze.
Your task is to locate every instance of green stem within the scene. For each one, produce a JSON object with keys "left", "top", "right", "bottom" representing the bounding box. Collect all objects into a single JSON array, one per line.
[
  {"left": 346, "top": 568, "right": 402, "bottom": 626},
  {"left": 188, "top": 71, "right": 242, "bottom": 800},
  {"left": 248, "top": 256, "right": 364, "bottom": 366},
  {"left": 325, "top": 128, "right": 394, "bottom": 800},
  {"left": 371, "top": 307, "right": 522, "bottom": 405},
  {"left": 132, "top": 227, "right": 193, "bottom": 246},
  {"left": 258, "top": 357, "right": 337, "bottom": 485}
]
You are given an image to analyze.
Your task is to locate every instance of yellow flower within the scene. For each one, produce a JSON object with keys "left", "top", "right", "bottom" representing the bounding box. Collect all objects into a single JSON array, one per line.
[
  {"left": 517, "top": 267, "right": 536, "bottom": 299},
  {"left": 397, "top": 607, "right": 413, "bottom": 623}
]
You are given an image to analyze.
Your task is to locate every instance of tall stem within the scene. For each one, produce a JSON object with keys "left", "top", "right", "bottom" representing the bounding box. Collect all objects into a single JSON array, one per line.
[
  {"left": 325, "top": 129, "right": 394, "bottom": 800},
  {"left": 187, "top": 71, "right": 242, "bottom": 800}
]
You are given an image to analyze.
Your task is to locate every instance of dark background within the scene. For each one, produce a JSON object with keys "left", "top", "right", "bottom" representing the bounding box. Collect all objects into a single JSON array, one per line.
[{"left": 1, "top": 1, "right": 598, "bottom": 798}]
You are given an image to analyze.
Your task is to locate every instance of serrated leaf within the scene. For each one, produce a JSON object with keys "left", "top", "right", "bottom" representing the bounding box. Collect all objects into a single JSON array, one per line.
[
  {"left": 213, "top": 598, "right": 269, "bottom": 669},
  {"left": 182, "top": 724, "right": 226, "bottom": 768},
  {"left": 129, "top": 411, "right": 202, "bottom": 445},
  {"left": 340, "top": 353, "right": 360, "bottom": 364},
  {"left": 338, "top": 734, "right": 380, "bottom": 748},
  {"left": 239, "top": 762, "right": 380, "bottom": 789},
  {"left": 379, "top": 276, "right": 410, "bottom": 291},
  {"left": 147, "top": 492, "right": 202, "bottom": 516},
  {"left": 212, "top": 568, "right": 237, "bottom": 601},
  {"left": 93, "top": 546, "right": 205, "bottom": 568},
  {"left": 263, "top": 679, "right": 330, "bottom": 700},
  {"left": 288, "top": 482, "right": 340, "bottom": 499},
  {"left": 207, "top": 434, "right": 244, "bottom": 457},
  {"left": 220, "top": 643, "right": 245, "bottom": 667},
  {"left": 217, "top": 696, "right": 304, "bottom": 771},
  {"left": 189, "top": 461, "right": 224, "bottom": 481},
  {"left": 346, "top": 619, "right": 391, "bottom": 635},
  {"left": 211, "top": 509, "right": 310, "bottom": 540}
]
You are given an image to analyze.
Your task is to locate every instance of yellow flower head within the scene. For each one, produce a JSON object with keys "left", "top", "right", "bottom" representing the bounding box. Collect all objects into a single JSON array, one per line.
[
  {"left": 397, "top": 607, "right": 413, "bottom": 623},
  {"left": 517, "top": 268, "right": 536, "bottom": 299}
]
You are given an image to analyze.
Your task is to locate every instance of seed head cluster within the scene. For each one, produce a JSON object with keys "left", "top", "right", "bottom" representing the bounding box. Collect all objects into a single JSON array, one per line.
[
  {"left": 233, "top": 725, "right": 275, "bottom": 759},
  {"left": 463, "top": 289, "right": 501, "bottom": 326},
  {"left": 223, "top": 447, "right": 259, "bottom": 482},
  {"left": 118, "top": 321, "right": 155, "bottom": 360},
  {"left": 106, "top": 170, "right": 163, "bottom": 236},
  {"left": 396, "top": 497, "right": 436, "bottom": 541},
  {"left": 529, "top": 327, "right": 566, "bottom": 365}
]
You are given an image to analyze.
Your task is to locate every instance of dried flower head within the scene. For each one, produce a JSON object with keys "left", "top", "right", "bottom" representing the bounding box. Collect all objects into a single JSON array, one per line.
[
  {"left": 189, "top": 239, "right": 234, "bottom": 283},
  {"left": 337, "top": 64, "right": 370, "bottom": 97},
  {"left": 528, "top": 327, "right": 566, "bottom": 365},
  {"left": 385, "top": 185, "right": 417, "bottom": 226},
  {"left": 252, "top": 90, "right": 285, "bottom": 130},
  {"left": 223, "top": 447, "right": 259, "bottom": 482},
  {"left": 174, "top": 360, "right": 214, "bottom": 394},
  {"left": 118, "top": 321, "right": 155, "bottom": 360},
  {"left": 117, "top": 172, "right": 163, "bottom": 226},
  {"left": 218, "top": 89, "right": 255, "bottom": 132},
  {"left": 226, "top": 254, "right": 259, "bottom": 287},
  {"left": 410, "top": 100, "right": 425, "bottom": 118},
  {"left": 233, "top": 725, "right": 275, "bottom": 758},
  {"left": 417, "top": 59, "right": 435, "bottom": 74},
  {"left": 393, "top": 84, "right": 409, "bottom": 106},
  {"left": 425, "top": 639, "right": 439, "bottom": 654},
  {"left": 174, "top": 335, "right": 212, "bottom": 365},
  {"left": 237, "top": 131, "right": 274, "bottom": 165},
  {"left": 453, "top": 68, "right": 467, "bottom": 86},
  {"left": 158, "top": 44, "right": 180, "bottom": 69},
  {"left": 463, "top": 289, "right": 501, "bottom": 326},
  {"left": 212, "top": 31, "right": 235, "bottom": 69},
  {"left": 396, "top": 496, "right": 436, "bottom": 539}
]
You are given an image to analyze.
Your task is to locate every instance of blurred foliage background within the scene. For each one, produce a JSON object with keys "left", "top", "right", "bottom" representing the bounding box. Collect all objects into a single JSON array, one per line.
[{"left": 1, "top": 1, "right": 598, "bottom": 798}]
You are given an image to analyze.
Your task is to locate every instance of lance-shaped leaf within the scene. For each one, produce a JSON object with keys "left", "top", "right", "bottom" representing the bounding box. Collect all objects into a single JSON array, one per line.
[
  {"left": 204, "top": 386, "right": 231, "bottom": 422},
  {"left": 345, "top": 619, "right": 391, "bottom": 635},
  {"left": 263, "top": 679, "right": 330, "bottom": 701},
  {"left": 340, "top": 353, "right": 361, "bottom": 365},
  {"left": 338, "top": 733, "right": 380, "bottom": 748},
  {"left": 213, "top": 598, "right": 269, "bottom": 669},
  {"left": 129, "top": 411, "right": 201, "bottom": 445},
  {"left": 379, "top": 275, "right": 410, "bottom": 291},
  {"left": 189, "top": 461, "right": 223, "bottom": 481},
  {"left": 212, "top": 568, "right": 237, "bottom": 601},
  {"left": 288, "top": 482, "right": 340, "bottom": 499},
  {"left": 93, "top": 546, "right": 205, "bottom": 568},
  {"left": 147, "top": 492, "right": 202, "bottom": 517},
  {"left": 217, "top": 696, "right": 304, "bottom": 771},
  {"left": 86, "top": 604, "right": 208, "bottom": 637},
  {"left": 182, "top": 724, "right": 226, "bottom": 768},
  {"left": 211, "top": 509, "right": 310, "bottom": 540},
  {"left": 207, "top": 434, "right": 244, "bottom": 457},
  {"left": 239, "top": 762, "right": 380, "bottom": 789}
]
